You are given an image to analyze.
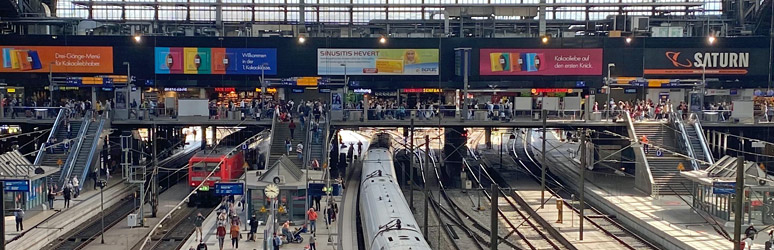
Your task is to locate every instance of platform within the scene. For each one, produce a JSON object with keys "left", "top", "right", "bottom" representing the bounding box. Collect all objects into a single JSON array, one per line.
[
  {"left": 79, "top": 181, "right": 192, "bottom": 250},
  {"left": 4, "top": 177, "right": 134, "bottom": 249},
  {"left": 530, "top": 129, "right": 735, "bottom": 250},
  {"left": 179, "top": 194, "right": 342, "bottom": 250}
]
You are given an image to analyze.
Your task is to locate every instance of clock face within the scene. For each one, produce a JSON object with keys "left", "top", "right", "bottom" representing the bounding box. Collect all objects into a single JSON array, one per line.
[{"left": 265, "top": 184, "right": 279, "bottom": 199}]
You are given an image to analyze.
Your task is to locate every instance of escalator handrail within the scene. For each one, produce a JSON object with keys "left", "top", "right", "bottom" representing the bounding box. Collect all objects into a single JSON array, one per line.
[
  {"left": 59, "top": 113, "right": 91, "bottom": 188},
  {"left": 34, "top": 109, "right": 65, "bottom": 165},
  {"left": 79, "top": 118, "right": 106, "bottom": 191},
  {"left": 693, "top": 121, "right": 715, "bottom": 165}
]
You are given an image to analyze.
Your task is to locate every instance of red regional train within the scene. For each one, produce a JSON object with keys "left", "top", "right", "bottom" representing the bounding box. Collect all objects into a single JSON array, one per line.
[{"left": 188, "top": 128, "right": 268, "bottom": 206}]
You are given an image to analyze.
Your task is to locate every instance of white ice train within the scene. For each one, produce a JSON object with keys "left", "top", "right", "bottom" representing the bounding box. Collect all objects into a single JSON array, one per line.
[{"left": 359, "top": 134, "right": 432, "bottom": 250}]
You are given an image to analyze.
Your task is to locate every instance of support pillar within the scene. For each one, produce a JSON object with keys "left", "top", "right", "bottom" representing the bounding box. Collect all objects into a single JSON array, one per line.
[
  {"left": 733, "top": 132, "right": 744, "bottom": 250},
  {"left": 151, "top": 123, "right": 158, "bottom": 217},
  {"left": 200, "top": 126, "right": 207, "bottom": 150},
  {"left": 211, "top": 126, "right": 217, "bottom": 147},
  {"left": 443, "top": 126, "right": 465, "bottom": 188},
  {"left": 363, "top": 95, "right": 369, "bottom": 122},
  {"left": 490, "top": 183, "right": 498, "bottom": 250},
  {"left": 485, "top": 127, "right": 492, "bottom": 149}
]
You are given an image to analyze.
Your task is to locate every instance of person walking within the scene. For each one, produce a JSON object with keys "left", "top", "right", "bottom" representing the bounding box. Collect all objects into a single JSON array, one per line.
[
  {"left": 92, "top": 170, "right": 99, "bottom": 190},
  {"left": 272, "top": 233, "right": 282, "bottom": 250},
  {"left": 248, "top": 215, "right": 258, "bottom": 241},
  {"left": 307, "top": 208, "right": 318, "bottom": 235},
  {"left": 640, "top": 135, "right": 649, "bottom": 154},
  {"left": 47, "top": 186, "right": 56, "bottom": 209},
  {"left": 194, "top": 212, "right": 205, "bottom": 241},
  {"left": 72, "top": 175, "right": 80, "bottom": 198},
  {"left": 216, "top": 223, "right": 227, "bottom": 250},
  {"left": 230, "top": 222, "right": 240, "bottom": 249},
  {"left": 357, "top": 141, "right": 363, "bottom": 159},
  {"left": 288, "top": 120, "right": 296, "bottom": 138},
  {"left": 324, "top": 203, "right": 334, "bottom": 229},
  {"left": 308, "top": 234, "right": 316, "bottom": 250},
  {"left": 746, "top": 224, "right": 758, "bottom": 250},
  {"left": 285, "top": 138, "right": 292, "bottom": 154},
  {"left": 14, "top": 208, "right": 24, "bottom": 231},
  {"left": 297, "top": 142, "right": 304, "bottom": 161},
  {"left": 63, "top": 184, "right": 72, "bottom": 208}
]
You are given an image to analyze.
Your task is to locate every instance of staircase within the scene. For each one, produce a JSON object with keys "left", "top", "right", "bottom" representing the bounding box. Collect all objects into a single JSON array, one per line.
[
  {"left": 40, "top": 121, "right": 82, "bottom": 187},
  {"left": 633, "top": 123, "right": 692, "bottom": 195},
  {"left": 268, "top": 118, "right": 305, "bottom": 168},
  {"left": 306, "top": 115, "right": 328, "bottom": 167}
]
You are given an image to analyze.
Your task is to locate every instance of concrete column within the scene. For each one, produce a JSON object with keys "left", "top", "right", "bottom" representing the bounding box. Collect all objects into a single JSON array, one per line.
[
  {"left": 211, "top": 126, "right": 217, "bottom": 148},
  {"left": 443, "top": 126, "right": 465, "bottom": 188},
  {"left": 363, "top": 94, "right": 369, "bottom": 122},
  {"left": 200, "top": 89, "right": 206, "bottom": 99},
  {"left": 92, "top": 88, "right": 97, "bottom": 108},
  {"left": 201, "top": 126, "right": 207, "bottom": 150},
  {"left": 538, "top": 0, "right": 546, "bottom": 36},
  {"left": 485, "top": 127, "right": 492, "bottom": 149}
]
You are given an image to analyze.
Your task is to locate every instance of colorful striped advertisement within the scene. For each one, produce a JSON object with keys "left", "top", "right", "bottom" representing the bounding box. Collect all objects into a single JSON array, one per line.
[{"left": 155, "top": 47, "right": 277, "bottom": 75}]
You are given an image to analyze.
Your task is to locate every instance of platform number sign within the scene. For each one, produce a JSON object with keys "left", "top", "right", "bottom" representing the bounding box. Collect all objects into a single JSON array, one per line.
[
  {"left": 3, "top": 180, "right": 30, "bottom": 192},
  {"left": 242, "top": 144, "right": 248, "bottom": 151},
  {"left": 214, "top": 182, "right": 244, "bottom": 196},
  {"left": 713, "top": 182, "right": 735, "bottom": 195},
  {"left": 655, "top": 149, "right": 663, "bottom": 157}
]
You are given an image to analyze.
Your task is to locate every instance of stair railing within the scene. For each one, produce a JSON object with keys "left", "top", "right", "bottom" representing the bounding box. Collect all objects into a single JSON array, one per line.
[
  {"left": 59, "top": 112, "right": 91, "bottom": 189},
  {"left": 78, "top": 118, "right": 106, "bottom": 191},
  {"left": 671, "top": 112, "right": 700, "bottom": 171},
  {"left": 264, "top": 107, "right": 278, "bottom": 169},
  {"left": 34, "top": 108, "right": 65, "bottom": 165},
  {"left": 690, "top": 114, "right": 715, "bottom": 165},
  {"left": 624, "top": 111, "right": 657, "bottom": 197},
  {"left": 302, "top": 111, "right": 314, "bottom": 169}
]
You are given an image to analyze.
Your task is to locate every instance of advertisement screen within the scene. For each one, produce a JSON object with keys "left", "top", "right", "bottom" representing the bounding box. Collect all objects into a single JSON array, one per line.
[
  {"left": 479, "top": 49, "right": 603, "bottom": 76},
  {"left": 0, "top": 46, "right": 113, "bottom": 73},
  {"left": 643, "top": 48, "right": 768, "bottom": 76},
  {"left": 318, "top": 49, "right": 439, "bottom": 75},
  {"left": 155, "top": 47, "right": 277, "bottom": 75}
]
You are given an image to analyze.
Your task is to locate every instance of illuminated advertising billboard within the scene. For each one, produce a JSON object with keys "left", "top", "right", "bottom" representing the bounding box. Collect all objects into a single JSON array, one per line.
[
  {"left": 155, "top": 47, "right": 277, "bottom": 75},
  {"left": 0, "top": 46, "right": 113, "bottom": 73},
  {"left": 479, "top": 48, "right": 603, "bottom": 76},
  {"left": 643, "top": 48, "right": 768, "bottom": 76},
  {"left": 318, "top": 49, "right": 439, "bottom": 75}
]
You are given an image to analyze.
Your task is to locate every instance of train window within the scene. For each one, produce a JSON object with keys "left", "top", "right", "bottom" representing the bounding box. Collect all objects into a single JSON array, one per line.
[
  {"left": 192, "top": 162, "right": 206, "bottom": 171},
  {"left": 206, "top": 163, "right": 219, "bottom": 172}
]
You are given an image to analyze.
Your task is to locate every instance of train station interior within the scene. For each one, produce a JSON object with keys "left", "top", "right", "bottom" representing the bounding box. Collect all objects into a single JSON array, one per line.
[{"left": 2, "top": 0, "right": 774, "bottom": 249}]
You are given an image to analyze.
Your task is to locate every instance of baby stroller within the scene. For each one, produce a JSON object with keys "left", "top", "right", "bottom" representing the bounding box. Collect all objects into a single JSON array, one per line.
[{"left": 283, "top": 226, "right": 306, "bottom": 244}]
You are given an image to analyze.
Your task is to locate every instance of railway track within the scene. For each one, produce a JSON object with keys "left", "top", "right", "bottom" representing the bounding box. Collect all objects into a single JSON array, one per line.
[
  {"left": 397, "top": 131, "right": 525, "bottom": 250},
  {"left": 507, "top": 129, "right": 659, "bottom": 250},
  {"left": 464, "top": 129, "right": 560, "bottom": 250},
  {"left": 142, "top": 207, "right": 215, "bottom": 250},
  {"left": 43, "top": 194, "right": 136, "bottom": 250},
  {"left": 464, "top": 156, "right": 561, "bottom": 250},
  {"left": 387, "top": 132, "right": 477, "bottom": 250}
]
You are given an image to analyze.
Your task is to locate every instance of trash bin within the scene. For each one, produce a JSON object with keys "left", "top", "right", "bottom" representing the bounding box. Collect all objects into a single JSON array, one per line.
[{"left": 35, "top": 109, "right": 46, "bottom": 119}]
